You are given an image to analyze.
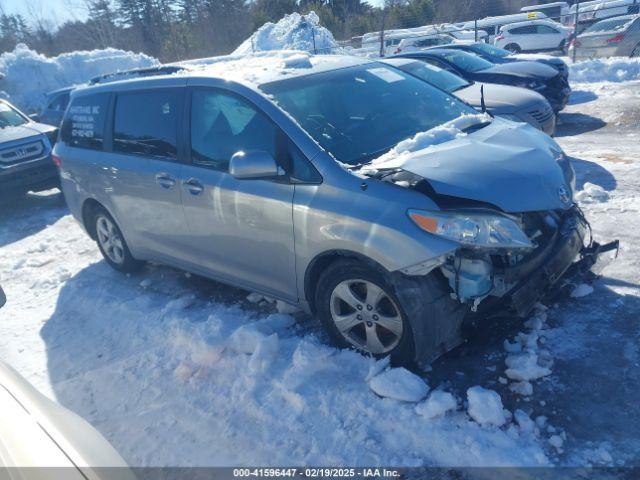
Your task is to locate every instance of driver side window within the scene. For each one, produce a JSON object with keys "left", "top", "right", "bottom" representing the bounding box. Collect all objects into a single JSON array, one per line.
[{"left": 190, "top": 90, "right": 277, "bottom": 172}]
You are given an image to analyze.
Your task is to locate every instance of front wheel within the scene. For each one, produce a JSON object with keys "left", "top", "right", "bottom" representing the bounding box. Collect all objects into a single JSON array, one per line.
[
  {"left": 505, "top": 43, "right": 521, "bottom": 53},
  {"left": 315, "top": 260, "right": 415, "bottom": 365},
  {"left": 93, "top": 207, "right": 143, "bottom": 273}
]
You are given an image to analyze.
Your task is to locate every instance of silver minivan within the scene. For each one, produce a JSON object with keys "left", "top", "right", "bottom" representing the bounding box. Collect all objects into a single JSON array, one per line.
[{"left": 54, "top": 54, "right": 608, "bottom": 365}]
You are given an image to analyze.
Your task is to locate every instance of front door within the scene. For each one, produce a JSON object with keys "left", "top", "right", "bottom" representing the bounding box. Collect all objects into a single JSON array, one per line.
[{"left": 180, "top": 88, "right": 297, "bottom": 300}]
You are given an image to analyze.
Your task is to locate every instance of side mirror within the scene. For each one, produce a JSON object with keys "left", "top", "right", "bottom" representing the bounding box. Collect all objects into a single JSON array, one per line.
[
  {"left": 28, "top": 113, "right": 40, "bottom": 122},
  {"left": 229, "top": 150, "right": 283, "bottom": 180},
  {"left": 0, "top": 286, "right": 5, "bottom": 309}
]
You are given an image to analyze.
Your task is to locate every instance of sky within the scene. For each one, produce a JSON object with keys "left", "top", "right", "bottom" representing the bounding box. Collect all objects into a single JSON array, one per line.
[{"left": 0, "top": 0, "right": 88, "bottom": 26}]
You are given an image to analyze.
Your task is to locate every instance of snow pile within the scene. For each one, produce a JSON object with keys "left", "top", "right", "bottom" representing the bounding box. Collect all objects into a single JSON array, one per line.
[
  {"left": 0, "top": 44, "right": 158, "bottom": 113},
  {"left": 233, "top": 12, "right": 338, "bottom": 55},
  {"left": 570, "top": 57, "right": 640, "bottom": 83},
  {"left": 416, "top": 390, "right": 457, "bottom": 419},
  {"left": 575, "top": 182, "right": 610, "bottom": 204},
  {"left": 361, "top": 113, "right": 491, "bottom": 173},
  {"left": 466, "top": 386, "right": 508, "bottom": 427},
  {"left": 368, "top": 367, "right": 429, "bottom": 402}
]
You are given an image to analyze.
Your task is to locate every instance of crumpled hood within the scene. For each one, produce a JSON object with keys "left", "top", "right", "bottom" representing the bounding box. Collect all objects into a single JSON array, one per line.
[
  {"left": 0, "top": 124, "right": 47, "bottom": 145},
  {"left": 456, "top": 82, "right": 545, "bottom": 114},
  {"left": 388, "top": 119, "right": 569, "bottom": 213},
  {"left": 482, "top": 61, "right": 558, "bottom": 80}
]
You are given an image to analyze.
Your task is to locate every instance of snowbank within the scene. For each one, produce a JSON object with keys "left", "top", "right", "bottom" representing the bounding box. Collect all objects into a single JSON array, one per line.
[
  {"left": 570, "top": 57, "right": 640, "bottom": 83},
  {"left": 233, "top": 12, "right": 338, "bottom": 55},
  {"left": 0, "top": 44, "right": 158, "bottom": 113}
]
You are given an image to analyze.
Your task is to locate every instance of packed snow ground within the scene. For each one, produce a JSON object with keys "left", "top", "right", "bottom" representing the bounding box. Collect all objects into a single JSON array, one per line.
[{"left": 1, "top": 67, "right": 639, "bottom": 468}]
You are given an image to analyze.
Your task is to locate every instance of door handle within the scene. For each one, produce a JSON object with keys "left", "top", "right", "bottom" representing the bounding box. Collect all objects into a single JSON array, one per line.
[
  {"left": 183, "top": 178, "right": 204, "bottom": 195},
  {"left": 155, "top": 173, "right": 176, "bottom": 189}
]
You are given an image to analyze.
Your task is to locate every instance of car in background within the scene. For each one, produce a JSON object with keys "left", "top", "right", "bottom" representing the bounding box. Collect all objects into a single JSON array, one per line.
[
  {"left": 458, "top": 11, "right": 550, "bottom": 43},
  {"left": 521, "top": 2, "right": 571, "bottom": 24},
  {"left": 394, "top": 33, "right": 456, "bottom": 54},
  {"left": 569, "top": 14, "right": 640, "bottom": 59},
  {"left": 0, "top": 99, "right": 59, "bottom": 197},
  {"left": 574, "top": 0, "right": 640, "bottom": 29},
  {"left": 382, "top": 57, "right": 556, "bottom": 135},
  {"left": 394, "top": 48, "right": 571, "bottom": 112},
  {"left": 0, "top": 285, "right": 135, "bottom": 477},
  {"left": 495, "top": 19, "right": 572, "bottom": 53},
  {"left": 443, "top": 42, "right": 569, "bottom": 80},
  {"left": 38, "top": 86, "right": 73, "bottom": 127}
]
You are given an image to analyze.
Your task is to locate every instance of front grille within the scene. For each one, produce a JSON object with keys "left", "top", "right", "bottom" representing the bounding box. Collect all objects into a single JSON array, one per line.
[
  {"left": 0, "top": 140, "right": 45, "bottom": 166},
  {"left": 528, "top": 103, "right": 554, "bottom": 124}
]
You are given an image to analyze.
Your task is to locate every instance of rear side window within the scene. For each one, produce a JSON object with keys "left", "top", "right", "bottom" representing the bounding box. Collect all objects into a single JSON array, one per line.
[
  {"left": 48, "top": 92, "right": 70, "bottom": 111},
  {"left": 60, "top": 93, "right": 110, "bottom": 150},
  {"left": 510, "top": 25, "right": 537, "bottom": 34},
  {"left": 113, "top": 89, "right": 181, "bottom": 160}
]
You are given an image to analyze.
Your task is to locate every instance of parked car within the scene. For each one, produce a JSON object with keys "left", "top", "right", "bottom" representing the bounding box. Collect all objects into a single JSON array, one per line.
[
  {"left": 38, "top": 86, "right": 73, "bottom": 127},
  {"left": 443, "top": 42, "right": 569, "bottom": 80},
  {"left": 459, "top": 11, "right": 550, "bottom": 42},
  {"left": 382, "top": 57, "right": 556, "bottom": 135},
  {"left": 574, "top": 0, "right": 640, "bottom": 29},
  {"left": 521, "top": 2, "right": 571, "bottom": 24},
  {"left": 394, "top": 48, "right": 571, "bottom": 112},
  {"left": 569, "top": 14, "right": 640, "bottom": 59},
  {"left": 394, "top": 33, "right": 456, "bottom": 54},
  {"left": 495, "top": 19, "right": 572, "bottom": 53},
  {"left": 0, "top": 99, "right": 59, "bottom": 197},
  {"left": 0, "top": 285, "right": 134, "bottom": 477},
  {"left": 54, "top": 54, "right": 609, "bottom": 366}
]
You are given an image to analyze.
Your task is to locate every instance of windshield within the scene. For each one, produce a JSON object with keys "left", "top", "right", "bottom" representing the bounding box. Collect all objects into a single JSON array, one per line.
[
  {"left": 584, "top": 17, "right": 634, "bottom": 33},
  {"left": 396, "top": 61, "right": 471, "bottom": 92},
  {"left": 471, "top": 42, "right": 512, "bottom": 58},
  {"left": 262, "top": 64, "right": 479, "bottom": 166},
  {"left": 437, "top": 50, "right": 494, "bottom": 73},
  {"left": 0, "top": 102, "right": 28, "bottom": 128}
]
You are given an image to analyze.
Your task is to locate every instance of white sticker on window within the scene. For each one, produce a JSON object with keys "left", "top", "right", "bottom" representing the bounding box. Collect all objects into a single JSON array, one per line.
[{"left": 367, "top": 67, "right": 405, "bottom": 83}]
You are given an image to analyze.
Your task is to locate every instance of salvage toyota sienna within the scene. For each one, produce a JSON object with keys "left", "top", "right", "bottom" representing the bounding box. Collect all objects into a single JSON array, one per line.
[{"left": 54, "top": 53, "right": 613, "bottom": 366}]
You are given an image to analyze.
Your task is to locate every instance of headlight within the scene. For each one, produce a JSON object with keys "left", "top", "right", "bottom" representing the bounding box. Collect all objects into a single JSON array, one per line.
[{"left": 408, "top": 209, "right": 533, "bottom": 249}]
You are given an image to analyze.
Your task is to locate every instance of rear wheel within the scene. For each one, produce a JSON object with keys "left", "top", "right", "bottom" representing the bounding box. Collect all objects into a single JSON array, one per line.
[
  {"left": 93, "top": 207, "right": 142, "bottom": 273},
  {"left": 505, "top": 43, "right": 521, "bottom": 53},
  {"left": 631, "top": 44, "right": 640, "bottom": 57}
]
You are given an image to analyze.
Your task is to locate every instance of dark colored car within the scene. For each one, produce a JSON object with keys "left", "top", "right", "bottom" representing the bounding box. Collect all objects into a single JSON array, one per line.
[
  {"left": 395, "top": 48, "right": 571, "bottom": 113},
  {"left": 0, "top": 99, "right": 59, "bottom": 197},
  {"left": 442, "top": 42, "right": 569, "bottom": 80}
]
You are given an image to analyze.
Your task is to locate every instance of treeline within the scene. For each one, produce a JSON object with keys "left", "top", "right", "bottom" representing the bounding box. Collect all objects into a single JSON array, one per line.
[{"left": 0, "top": 0, "right": 522, "bottom": 62}]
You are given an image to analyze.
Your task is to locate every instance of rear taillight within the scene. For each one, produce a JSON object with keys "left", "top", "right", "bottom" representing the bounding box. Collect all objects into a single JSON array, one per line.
[
  {"left": 569, "top": 38, "right": 581, "bottom": 48},
  {"left": 52, "top": 153, "right": 61, "bottom": 168},
  {"left": 606, "top": 33, "right": 625, "bottom": 44},
  {"left": 496, "top": 34, "right": 505, "bottom": 41}
]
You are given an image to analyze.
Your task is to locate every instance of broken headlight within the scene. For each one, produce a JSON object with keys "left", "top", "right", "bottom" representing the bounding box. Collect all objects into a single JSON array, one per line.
[{"left": 408, "top": 210, "right": 534, "bottom": 250}]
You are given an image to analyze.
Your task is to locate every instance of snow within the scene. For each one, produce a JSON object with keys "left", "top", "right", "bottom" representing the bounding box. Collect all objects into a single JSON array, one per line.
[
  {"left": 368, "top": 367, "right": 429, "bottom": 402},
  {"left": 361, "top": 113, "right": 492, "bottom": 173},
  {"left": 0, "top": 44, "right": 157, "bottom": 113},
  {"left": 416, "top": 390, "right": 457, "bottom": 419},
  {"left": 233, "top": 12, "right": 338, "bottom": 56},
  {"left": 575, "top": 182, "right": 610, "bottom": 204},
  {"left": 467, "top": 387, "right": 508, "bottom": 427},
  {"left": 570, "top": 57, "right": 640, "bottom": 83},
  {"left": 570, "top": 283, "right": 595, "bottom": 298},
  {"left": 505, "top": 351, "right": 552, "bottom": 382}
]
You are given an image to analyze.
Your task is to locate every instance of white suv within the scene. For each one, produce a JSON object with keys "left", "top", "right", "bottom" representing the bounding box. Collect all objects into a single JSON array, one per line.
[
  {"left": 495, "top": 19, "right": 571, "bottom": 53},
  {"left": 394, "top": 33, "right": 456, "bottom": 54}
]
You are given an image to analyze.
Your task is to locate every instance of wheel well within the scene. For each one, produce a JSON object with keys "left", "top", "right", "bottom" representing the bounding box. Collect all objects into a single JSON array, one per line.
[
  {"left": 81, "top": 198, "right": 104, "bottom": 240},
  {"left": 304, "top": 250, "right": 388, "bottom": 313}
]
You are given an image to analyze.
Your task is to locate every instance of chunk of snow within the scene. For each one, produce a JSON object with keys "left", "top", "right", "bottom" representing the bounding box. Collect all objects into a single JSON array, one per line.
[
  {"left": 514, "top": 410, "right": 536, "bottom": 435},
  {"left": 173, "top": 362, "right": 193, "bottom": 382},
  {"left": 361, "top": 114, "right": 491, "bottom": 173},
  {"left": 228, "top": 324, "right": 266, "bottom": 354},
  {"left": 368, "top": 368, "right": 428, "bottom": 402},
  {"left": 365, "top": 355, "right": 391, "bottom": 382},
  {"left": 549, "top": 435, "right": 564, "bottom": 450},
  {"left": 139, "top": 279, "right": 152, "bottom": 288},
  {"left": 570, "top": 57, "right": 640, "bottom": 83},
  {"left": 505, "top": 352, "right": 552, "bottom": 382},
  {"left": 571, "top": 283, "right": 594, "bottom": 298},
  {"left": 248, "top": 333, "right": 279, "bottom": 373},
  {"left": 575, "top": 182, "right": 610, "bottom": 204},
  {"left": 509, "top": 381, "right": 533, "bottom": 397},
  {"left": 233, "top": 12, "right": 338, "bottom": 56},
  {"left": 0, "top": 44, "right": 157, "bottom": 113},
  {"left": 190, "top": 341, "right": 225, "bottom": 366},
  {"left": 467, "top": 386, "right": 507, "bottom": 427},
  {"left": 416, "top": 391, "right": 457, "bottom": 419},
  {"left": 275, "top": 300, "right": 301, "bottom": 314},
  {"left": 504, "top": 339, "right": 522, "bottom": 353}
]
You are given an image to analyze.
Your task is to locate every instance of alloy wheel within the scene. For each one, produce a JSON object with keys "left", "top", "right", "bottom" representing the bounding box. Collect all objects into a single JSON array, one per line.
[
  {"left": 329, "top": 279, "right": 403, "bottom": 355},
  {"left": 96, "top": 215, "right": 125, "bottom": 265}
]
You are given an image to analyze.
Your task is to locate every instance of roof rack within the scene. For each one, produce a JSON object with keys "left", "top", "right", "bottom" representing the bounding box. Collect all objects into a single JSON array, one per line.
[{"left": 88, "top": 65, "right": 186, "bottom": 85}]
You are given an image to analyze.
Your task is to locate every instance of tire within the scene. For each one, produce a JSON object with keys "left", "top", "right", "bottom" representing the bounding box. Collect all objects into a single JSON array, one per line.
[
  {"left": 505, "top": 43, "right": 521, "bottom": 53},
  {"left": 631, "top": 44, "right": 640, "bottom": 58},
  {"left": 92, "top": 207, "right": 143, "bottom": 273},
  {"left": 315, "top": 259, "right": 415, "bottom": 365}
]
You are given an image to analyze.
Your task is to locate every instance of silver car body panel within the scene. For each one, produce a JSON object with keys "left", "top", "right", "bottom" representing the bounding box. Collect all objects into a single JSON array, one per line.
[{"left": 56, "top": 54, "right": 571, "bottom": 312}]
